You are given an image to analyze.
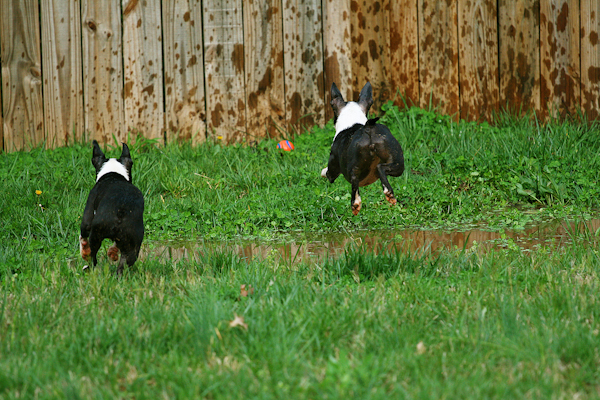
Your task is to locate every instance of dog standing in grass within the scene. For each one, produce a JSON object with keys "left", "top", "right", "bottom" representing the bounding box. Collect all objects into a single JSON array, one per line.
[
  {"left": 80, "top": 141, "right": 144, "bottom": 274},
  {"left": 321, "top": 82, "right": 405, "bottom": 215}
]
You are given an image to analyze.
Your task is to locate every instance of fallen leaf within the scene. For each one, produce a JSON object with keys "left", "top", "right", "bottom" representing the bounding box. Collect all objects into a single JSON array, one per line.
[
  {"left": 240, "top": 284, "right": 254, "bottom": 297},
  {"left": 229, "top": 314, "right": 248, "bottom": 330},
  {"left": 416, "top": 341, "right": 426, "bottom": 355}
]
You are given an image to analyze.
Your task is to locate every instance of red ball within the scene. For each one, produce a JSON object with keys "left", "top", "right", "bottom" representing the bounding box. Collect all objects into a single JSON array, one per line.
[{"left": 277, "top": 140, "right": 294, "bottom": 151}]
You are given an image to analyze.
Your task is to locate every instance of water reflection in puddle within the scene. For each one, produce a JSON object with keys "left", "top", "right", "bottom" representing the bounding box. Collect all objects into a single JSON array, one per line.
[{"left": 143, "top": 219, "right": 600, "bottom": 265}]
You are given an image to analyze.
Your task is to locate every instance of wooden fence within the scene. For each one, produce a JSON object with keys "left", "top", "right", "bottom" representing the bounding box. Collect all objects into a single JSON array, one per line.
[{"left": 0, "top": 0, "right": 599, "bottom": 152}]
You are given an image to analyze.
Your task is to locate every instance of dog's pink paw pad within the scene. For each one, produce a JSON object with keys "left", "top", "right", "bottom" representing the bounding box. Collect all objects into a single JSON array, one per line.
[{"left": 107, "top": 245, "right": 120, "bottom": 261}]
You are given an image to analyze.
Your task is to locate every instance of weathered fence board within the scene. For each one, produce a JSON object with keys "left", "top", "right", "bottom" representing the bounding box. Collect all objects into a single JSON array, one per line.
[
  {"left": 162, "top": 0, "right": 207, "bottom": 144},
  {"left": 458, "top": 0, "right": 499, "bottom": 121},
  {"left": 350, "top": 0, "right": 391, "bottom": 111},
  {"left": 540, "top": 0, "right": 580, "bottom": 118},
  {"left": 123, "top": 0, "right": 164, "bottom": 142},
  {"left": 81, "top": 1, "right": 124, "bottom": 144},
  {"left": 3, "top": 0, "right": 600, "bottom": 153},
  {"left": 283, "top": 0, "right": 324, "bottom": 131},
  {"left": 389, "top": 0, "right": 419, "bottom": 108},
  {"left": 244, "top": 0, "right": 286, "bottom": 139},
  {"left": 323, "top": 0, "right": 353, "bottom": 121},
  {"left": 203, "top": 0, "right": 246, "bottom": 142},
  {"left": 0, "top": 0, "right": 44, "bottom": 152},
  {"left": 41, "top": 0, "right": 84, "bottom": 148},
  {"left": 418, "top": 0, "right": 459, "bottom": 117},
  {"left": 581, "top": 0, "right": 600, "bottom": 120},
  {"left": 498, "top": 0, "right": 540, "bottom": 116}
]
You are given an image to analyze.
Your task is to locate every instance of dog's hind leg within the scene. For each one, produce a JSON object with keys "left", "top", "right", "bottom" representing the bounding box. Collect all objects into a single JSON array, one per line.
[
  {"left": 117, "top": 248, "right": 140, "bottom": 275},
  {"left": 88, "top": 232, "right": 103, "bottom": 267},
  {"left": 377, "top": 162, "right": 404, "bottom": 205},
  {"left": 350, "top": 174, "right": 362, "bottom": 215}
]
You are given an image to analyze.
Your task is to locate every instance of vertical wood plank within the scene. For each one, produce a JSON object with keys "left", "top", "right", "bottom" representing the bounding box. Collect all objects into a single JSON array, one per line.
[
  {"left": 203, "top": 0, "right": 246, "bottom": 143},
  {"left": 458, "top": 0, "right": 499, "bottom": 121},
  {"left": 0, "top": 0, "right": 44, "bottom": 152},
  {"left": 123, "top": 0, "right": 164, "bottom": 142},
  {"left": 389, "top": 0, "right": 419, "bottom": 108},
  {"left": 498, "top": 0, "right": 540, "bottom": 116},
  {"left": 162, "top": 0, "right": 207, "bottom": 144},
  {"left": 540, "top": 0, "right": 580, "bottom": 119},
  {"left": 244, "top": 0, "right": 285, "bottom": 139},
  {"left": 350, "top": 0, "right": 391, "bottom": 111},
  {"left": 40, "top": 0, "right": 84, "bottom": 148},
  {"left": 81, "top": 1, "right": 124, "bottom": 144},
  {"left": 581, "top": 0, "right": 600, "bottom": 120},
  {"left": 282, "top": 0, "right": 325, "bottom": 131},
  {"left": 323, "top": 0, "right": 353, "bottom": 121},
  {"left": 418, "top": 0, "right": 459, "bottom": 117}
]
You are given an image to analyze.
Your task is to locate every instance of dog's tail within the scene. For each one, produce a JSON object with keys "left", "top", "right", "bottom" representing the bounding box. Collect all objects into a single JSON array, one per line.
[{"left": 365, "top": 117, "right": 380, "bottom": 152}]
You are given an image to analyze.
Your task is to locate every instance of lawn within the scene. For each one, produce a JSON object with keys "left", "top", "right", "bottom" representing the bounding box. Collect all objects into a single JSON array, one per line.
[{"left": 1, "top": 104, "right": 600, "bottom": 398}]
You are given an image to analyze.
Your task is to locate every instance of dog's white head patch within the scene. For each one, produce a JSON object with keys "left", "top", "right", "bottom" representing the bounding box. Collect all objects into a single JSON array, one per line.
[
  {"left": 96, "top": 158, "right": 130, "bottom": 182},
  {"left": 334, "top": 102, "right": 368, "bottom": 140}
]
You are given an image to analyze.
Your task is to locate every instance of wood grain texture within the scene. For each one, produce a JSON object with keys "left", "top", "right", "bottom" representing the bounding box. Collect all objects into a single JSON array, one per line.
[
  {"left": 458, "top": 0, "right": 499, "bottom": 121},
  {"left": 540, "top": 0, "right": 580, "bottom": 119},
  {"left": 323, "top": 0, "right": 353, "bottom": 121},
  {"left": 350, "top": 0, "right": 391, "bottom": 111},
  {"left": 244, "top": 0, "right": 285, "bottom": 139},
  {"left": 389, "top": 0, "right": 419, "bottom": 108},
  {"left": 282, "top": 0, "right": 325, "bottom": 131},
  {"left": 123, "top": 0, "right": 164, "bottom": 142},
  {"left": 40, "top": 0, "right": 84, "bottom": 148},
  {"left": 0, "top": 0, "right": 44, "bottom": 152},
  {"left": 203, "top": 0, "right": 246, "bottom": 143},
  {"left": 498, "top": 0, "right": 540, "bottom": 116},
  {"left": 418, "top": 0, "right": 459, "bottom": 117},
  {"left": 81, "top": 1, "right": 124, "bottom": 144},
  {"left": 162, "top": 0, "right": 207, "bottom": 144},
  {"left": 581, "top": 0, "right": 600, "bottom": 120}
]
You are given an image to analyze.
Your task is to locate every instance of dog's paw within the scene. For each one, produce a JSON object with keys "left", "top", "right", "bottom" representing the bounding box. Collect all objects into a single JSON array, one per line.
[
  {"left": 352, "top": 196, "right": 362, "bottom": 215},
  {"left": 321, "top": 167, "right": 328, "bottom": 178},
  {"left": 385, "top": 193, "right": 397, "bottom": 206},
  {"left": 107, "top": 245, "right": 120, "bottom": 261},
  {"left": 80, "top": 236, "right": 91, "bottom": 260},
  {"left": 383, "top": 188, "right": 397, "bottom": 206}
]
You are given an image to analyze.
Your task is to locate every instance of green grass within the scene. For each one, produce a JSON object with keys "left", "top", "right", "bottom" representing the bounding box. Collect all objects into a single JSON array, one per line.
[
  {"left": 1, "top": 105, "right": 600, "bottom": 398},
  {"left": 1, "top": 243, "right": 600, "bottom": 398}
]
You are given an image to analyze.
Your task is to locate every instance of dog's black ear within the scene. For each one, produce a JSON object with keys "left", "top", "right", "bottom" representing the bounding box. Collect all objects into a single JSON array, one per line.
[
  {"left": 119, "top": 143, "right": 134, "bottom": 178},
  {"left": 330, "top": 82, "right": 346, "bottom": 117},
  {"left": 120, "top": 142, "right": 132, "bottom": 160},
  {"left": 92, "top": 140, "right": 107, "bottom": 172},
  {"left": 357, "top": 82, "right": 374, "bottom": 115}
]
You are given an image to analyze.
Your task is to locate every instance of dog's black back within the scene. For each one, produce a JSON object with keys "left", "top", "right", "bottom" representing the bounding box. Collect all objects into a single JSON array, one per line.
[
  {"left": 80, "top": 141, "right": 144, "bottom": 273},
  {"left": 328, "top": 118, "right": 404, "bottom": 187}
]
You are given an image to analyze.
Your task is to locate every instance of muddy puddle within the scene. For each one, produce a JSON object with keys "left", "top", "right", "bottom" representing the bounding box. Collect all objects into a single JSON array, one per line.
[{"left": 143, "top": 219, "right": 600, "bottom": 265}]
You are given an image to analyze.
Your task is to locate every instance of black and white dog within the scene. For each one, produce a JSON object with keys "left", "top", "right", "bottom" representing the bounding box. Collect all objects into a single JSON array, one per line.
[
  {"left": 321, "top": 82, "right": 404, "bottom": 215},
  {"left": 80, "top": 141, "right": 144, "bottom": 274}
]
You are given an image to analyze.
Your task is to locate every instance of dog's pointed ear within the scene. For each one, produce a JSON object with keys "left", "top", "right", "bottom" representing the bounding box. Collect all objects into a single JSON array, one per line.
[
  {"left": 119, "top": 143, "right": 134, "bottom": 178},
  {"left": 330, "top": 82, "right": 346, "bottom": 116},
  {"left": 357, "top": 82, "right": 374, "bottom": 115},
  {"left": 120, "top": 142, "right": 131, "bottom": 160},
  {"left": 92, "top": 140, "right": 107, "bottom": 171}
]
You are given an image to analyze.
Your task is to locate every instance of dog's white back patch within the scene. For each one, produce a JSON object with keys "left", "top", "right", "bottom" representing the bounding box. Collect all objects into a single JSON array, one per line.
[
  {"left": 334, "top": 102, "right": 368, "bottom": 140},
  {"left": 96, "top": 158, "right": 130, "bottom": 182}
]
